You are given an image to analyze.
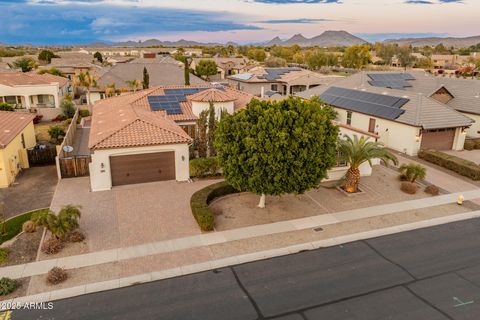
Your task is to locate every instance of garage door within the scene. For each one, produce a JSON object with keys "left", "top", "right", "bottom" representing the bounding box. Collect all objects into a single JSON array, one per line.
[
  {"left": 421, "top": 129, "right": 455, "bottom": 150},
  {"left": 110, "top": 152, "right": 175, "bottom": 187}
]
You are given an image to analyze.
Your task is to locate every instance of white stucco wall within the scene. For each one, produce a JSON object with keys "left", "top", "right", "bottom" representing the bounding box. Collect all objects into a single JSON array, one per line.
[
  {"left": 89, "top": 143, "right": 190, "bottom": 192},
  {"left": 191, "top": 101, "right": 234, "bottom": 118},
  {"left": 335, "top": 108, "right": 422, "bottom": 156},
  {"left": 0, "top": 83, "right": 63, "bottom": 109},
  {"left": 325, "top": 162, "right": 374, "bottom": 182},
  {"left": 462, "top": 112, "right": 480, "bottom": 138}
]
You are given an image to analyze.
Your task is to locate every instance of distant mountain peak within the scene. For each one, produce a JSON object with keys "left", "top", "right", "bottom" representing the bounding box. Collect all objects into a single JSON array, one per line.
[{"left": 263, "top": 30, "right": 366, "bottom": 47}]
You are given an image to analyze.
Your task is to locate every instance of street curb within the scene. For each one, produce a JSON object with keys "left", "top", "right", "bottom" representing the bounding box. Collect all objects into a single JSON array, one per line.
[{"left": 3, "top": 209, "right": 480, "bottom": 310}]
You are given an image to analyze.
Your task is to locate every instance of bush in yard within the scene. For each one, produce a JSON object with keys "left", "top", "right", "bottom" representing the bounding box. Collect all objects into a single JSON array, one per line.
[
  {"left": 48, "top": 125, "right": 66, "bottom": 144},
  {"left": 61, "top": 99, "right": 76, "bottom": 119},
  {"left": 464, "top": 140, "right": 475, "bottom": 150},
  {"left": 418, "top": 150, "right": 480, "bottom": 180},
  {"left": 425, "top": 185, "right": 440, "bottom": 196},
  {"left": 0, "top": 248, "right": 8, "bottom": 264},
  {"left": 32, "top": 205, "right": 81, "bottom": 240},
  {"left": 190, "top": 157, "right": 220, "bottom": 178},
  {"left": 47, "top": 267, "right": 68, "bottom": 285},
  {"left": 0, "top": 277, "right": 17, "bottom": 296},
  {"left": 79, "top": 109, "right": 90, "bottom": 118},
  {"left": 22, "top": 220, "right": 36, "bottom": 233},
  {"left": 399, "top": 163, "right": 427, "bottom": 183},
  {"left": 33, "top": 114, "right": 43, "bottom": 124},
  {"left": 401, "top": 181, "right": 418, "bottom": 194},
  {"left": 0, "top": 102, "right": 14, "bottom": 111},
  {"left": 41, "top": 237, "right": 64, "bottom": 254},
  {"left": 475, "top": 140, "right": 480, "bottom": 150},
  {"left": 215, "top": 97, "right": 339, "bottom": 208},
  {"left": 65, "top": 230, "right": 85, "bottom": 243},
  {"left": 190, "top": 181, "right": 239, "bottom": 231}
]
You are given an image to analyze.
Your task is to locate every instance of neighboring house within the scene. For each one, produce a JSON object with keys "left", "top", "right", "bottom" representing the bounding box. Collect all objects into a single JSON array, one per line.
[
  {"left": 296, "top": 72, "right": 473, "bottom": 156},
  {"left": 431, "top": 54, "right": 471, "bottom": 70},
  {"left": 191, "top": 57, "right": 254, "bottom": 80},
  {"left": 0, "top": 111, "right": 36, "bottom": 188},
  {"left": 88, "top": 85, "right": 254, "bottom": 191},
  {"left": 89, "top": 63, "right": 208, "bottom": 104},
  {"left": 48, "top": 57, "right": 103, "bottom": 82},
  {"left": 0, "top": 72, "right": 70, "bottom": 120},
  {"left": 228, "top": 67, "right": 342, "bottom": 97}
]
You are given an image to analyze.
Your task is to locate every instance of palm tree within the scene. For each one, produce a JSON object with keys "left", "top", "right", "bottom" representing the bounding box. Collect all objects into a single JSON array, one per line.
[
  {"left": 125, "top": 79, "right": 141, "bottom": 92},
  {"left": 31, "top": 205, "right": 81, "bottom": 239},
  {"left": 105, "top": 83, "right": 117, "bottom": 98},
  {"left": 338, "top": 135, "right": 398, "bottom": 193},
  {"left": 399, "top": 163, "right": 427, "bottom": 183},
  {"left": 76, "top": 71, "right": 97, "bottom": 105}
]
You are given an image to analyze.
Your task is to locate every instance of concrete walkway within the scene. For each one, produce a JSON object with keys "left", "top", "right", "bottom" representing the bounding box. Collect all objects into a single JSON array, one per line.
[{"left": 2, "top": 188, "right": 480, "bottom": 280}]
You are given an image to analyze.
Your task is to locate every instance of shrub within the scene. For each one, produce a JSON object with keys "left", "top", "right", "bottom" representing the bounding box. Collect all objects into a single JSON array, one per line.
[
  {"left": 418, "top": 150, "right": 480, "bottom": 180},
  {"left": 474, "top": 140, "right": 480, "bottom": 150},
  {"left": 22, "top": 220, "right": 36, "bottom": 233},
  {"left": 47, "top": 267, "right": 68, "bottom": 285},
  {"left": 0, "top": 248, "right": 8, "bottom": 264},
  {"left": 51, "top": 115, "right": 65, "bottom": 122},
  {"left": 79, "top": 109, "right": 90, "bottom": 117},
  {"left": 41, "top": 237, "right": 64, "bottom": 255},
  {"left": 425, "top": 185, "right": 440, "bottom": 196},
  {"left": 32, "top": 205, "right": 81, "bottom": 240},
  {"left": 399, "top": 163, "right": 427, "bottom": 183},
  {"left": 61, "top": 99, "right": 76, "bottom": 119},
  {"left": 48, "top": 125, "right": 66, "bottom": 143},
  {"left": 0, "top": 277, "right": 17, "bottom": 296},
  {"left": 190, "top": 181, "right": 239, "bottom": 231},
  {"left": 464, "top": 140, "right": 475, "bottom": 150},
  {"left": 401, "top": 181, "right": 418, "bottom": 194},
  {"left": 190, "top": 157, "right": 220, "bottom": 178},
  {"left": 0, "top": 102, "right": 14, "bottom": 111},
  {"left": 65, "top": 230, "right": 85, "bottom": 243},
  {"left": 33, "top": 114, "right": 43, "bottom": 124}
]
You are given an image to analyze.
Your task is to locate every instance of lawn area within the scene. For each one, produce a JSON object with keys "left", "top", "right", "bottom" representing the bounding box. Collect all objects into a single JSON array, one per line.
[{"left": 0, "top": 208, "right": 48, "bottom": 244}]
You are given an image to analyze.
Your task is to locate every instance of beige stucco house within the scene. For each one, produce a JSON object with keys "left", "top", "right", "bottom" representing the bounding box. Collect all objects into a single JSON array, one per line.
[
  {"left": 0, "top": 72, "right": 70, "bottom": 120},
  {"left": 0, "top": 111, "right": 36, "bottom": 188},
  {"left": 297, "top": 72, "right": 473, "bottom": 156},
  {"left": 191, "top": 57, "right": 254, "bottom": 81},
  {"left": 228, "top": 67, "right": 342, "bottom": 97}
]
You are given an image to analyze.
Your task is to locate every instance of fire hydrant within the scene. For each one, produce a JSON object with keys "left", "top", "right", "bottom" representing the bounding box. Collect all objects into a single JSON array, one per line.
[{"left": 457, "top": 195, "right": 464, "bottom": 205}]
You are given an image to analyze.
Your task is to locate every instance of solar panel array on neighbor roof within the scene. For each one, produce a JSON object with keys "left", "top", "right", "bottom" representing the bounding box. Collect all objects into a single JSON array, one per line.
[
  {"left": 257, "top": 68, "right": 302, "bottom": 81},
  {"left": 148, "top": 87, "right": 224, "bottom": 115},
  {"left": 319, "top": 86, "right": 409, "bottom": 120},
  {"left": 367, "top": 73, "right": 416, "bottom": 90}
]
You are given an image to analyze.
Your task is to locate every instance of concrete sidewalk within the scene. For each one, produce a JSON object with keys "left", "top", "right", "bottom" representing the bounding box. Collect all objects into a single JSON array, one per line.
[{"left": 2, "top": 188, "right": 480, "bottom": 281}]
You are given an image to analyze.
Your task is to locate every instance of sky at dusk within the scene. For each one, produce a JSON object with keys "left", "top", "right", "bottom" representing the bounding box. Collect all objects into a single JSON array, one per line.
[{"left": 0, "top": 0, "right": 477, "bottom": 45}]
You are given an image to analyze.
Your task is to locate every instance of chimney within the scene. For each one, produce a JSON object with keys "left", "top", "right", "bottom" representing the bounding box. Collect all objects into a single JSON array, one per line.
[{"left": 261, "top": 86, "right": 265, "bottom": 98}]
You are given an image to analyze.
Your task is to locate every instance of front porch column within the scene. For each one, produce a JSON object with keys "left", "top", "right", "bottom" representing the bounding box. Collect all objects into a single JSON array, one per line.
[
  {"left": 23, "top": 95, "right": 31, "bottom": 109},
  {"left": 53, "top": 93, "right": 60, "bottom": 109}
]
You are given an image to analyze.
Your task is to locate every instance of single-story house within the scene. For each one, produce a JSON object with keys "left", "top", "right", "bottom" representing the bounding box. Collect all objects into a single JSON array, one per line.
[
  {"left": 228, "top": 67, "right": 342, "bottom": 97},
  {"left": 89, "top": 63, "right": 208, "bottom": 104},
  {"left": 296, "top": 72, "right": 474, "bottom": 156},
  {"left": 191, "top": 57, "right": 255, "bottom": 81},
  {"left": 0, "top": 72, "right": 70, "bottom": 121},
  {"left": 0, "top": 111, "right": 36, "bottom": 188},
  {"left": 88, "top": 85, "right": 254, "bottom": 191}
]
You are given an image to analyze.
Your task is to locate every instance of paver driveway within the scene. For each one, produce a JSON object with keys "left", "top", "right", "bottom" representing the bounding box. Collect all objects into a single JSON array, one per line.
[
  {"left": 0, "top": 166, "right": 58, "bottom": 218},
  {"left": 49, "top": 177, "right": 219, "bottom": 253}
]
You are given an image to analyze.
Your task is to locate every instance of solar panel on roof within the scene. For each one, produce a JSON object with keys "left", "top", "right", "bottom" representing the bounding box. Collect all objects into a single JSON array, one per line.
[
  {"left": 148, "top": 87, "right": 223, "bottom": 114},
  {"left": 367, "top": 73, "right": 415, "bottom": 90},
  {"left": 319, "top": 87, "right": 409, "bottom": 120}
]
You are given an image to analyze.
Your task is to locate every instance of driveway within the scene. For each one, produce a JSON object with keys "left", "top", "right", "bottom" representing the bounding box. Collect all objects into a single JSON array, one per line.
[
  {"left": 49, "top": 177, "right": 219, "bottom": 253},
  {"left": 0, "top": 166, "right": 58, "bottom": 218}
]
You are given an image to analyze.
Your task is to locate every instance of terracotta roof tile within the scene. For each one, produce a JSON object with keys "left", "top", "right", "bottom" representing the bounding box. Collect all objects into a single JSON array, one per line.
[
  {"left": 188, "top": 88, "right": 236, "bottom": 103},
  {"left": 0, "top": 72, "right": 68, "bottom": 87},
  {"left": 0, "top": 111, "right": 36, "bottom": 148}
]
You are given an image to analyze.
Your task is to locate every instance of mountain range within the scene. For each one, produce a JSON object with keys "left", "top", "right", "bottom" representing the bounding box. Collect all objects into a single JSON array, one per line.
[
  {"left": 264, "top": 31, "right": 367, "bottom": 47},
  {"left": 384, "top": 35, "right": 480, "bottom": 48}
]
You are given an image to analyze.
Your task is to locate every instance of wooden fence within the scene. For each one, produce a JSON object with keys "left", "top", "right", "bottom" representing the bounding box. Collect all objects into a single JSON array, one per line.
[
  {"left": 59, "top": 155, "right": 90, "bottom": 178},
  {"left": 27, "top": 146, "right": 57, "bottom": 166}
]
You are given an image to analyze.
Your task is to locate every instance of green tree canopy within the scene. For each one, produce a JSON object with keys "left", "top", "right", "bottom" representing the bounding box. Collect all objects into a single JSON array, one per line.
[
  {"left": 37, "top": 67, "right": 65, "bottom": 77},
  {"left": 143, "top": 67, "right": 150, "bottom": 89},
  {"left": 247, "top": 48, "right": 266, "bottom": 62},
  {"left": 38, "top": 50, "right": 59, "bottom": 63},
  {"left": 12, "top": 57, "right": 37, "bottom": 72},
  {"left": 195, "top": 60, "right": 218, "bottom": 81},
  {"left": 215, "top": 97, "right": 339, "bottom": 207},
  {"left": 341, "top": 45, "right": 371, "bottom": 69},
  {"left": 305, "top": 50, "right": 338, "bottom": 70},
  {"left": 264, "top": 56, "right": 287, "bottom": 67},
  {"left": 93, "top": 51, "right": 103, "bottom": 63}
]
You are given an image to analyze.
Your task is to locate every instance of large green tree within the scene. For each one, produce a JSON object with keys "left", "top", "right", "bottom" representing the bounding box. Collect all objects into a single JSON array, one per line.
[
  {"left": 341, "top": 45, "right": 371, "bottom": 69},
  {"left": 12, "top": 57, "right": 37, "bottom": 72},
  {"left": 142, "top": 67, "right": 150, "bottom": 89},
  {"left": 215, "top": 97, "right": 339, "bottom": 208},
  {"left": 195, "top": 60, "right": 218, "bottom": 81},
  {"left": 38, "top": 50, "right": 59, "bottom": 63}
]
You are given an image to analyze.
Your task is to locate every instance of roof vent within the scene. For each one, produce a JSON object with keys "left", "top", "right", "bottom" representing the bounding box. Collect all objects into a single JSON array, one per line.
[{"left": 4, "top": 130, "right": 10, "bottom": 133}]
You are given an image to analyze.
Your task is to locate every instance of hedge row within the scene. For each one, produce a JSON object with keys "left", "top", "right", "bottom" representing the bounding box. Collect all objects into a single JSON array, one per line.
[
  {"left": 190, "top": 181, "right": 239, "bottom": 231},
  {"left": 418, "top": 149, "right": 480, "bottom": 180},
  {"left": 189, "top": 157, "right": 220, "bottom": 178}
]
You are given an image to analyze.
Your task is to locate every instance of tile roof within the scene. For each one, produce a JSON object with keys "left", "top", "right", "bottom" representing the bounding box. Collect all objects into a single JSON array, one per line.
[
  {"left": 89, "top": 85, "right": 254, "bottom": 150},
  {"left": 229, "top": 67, "right": 342, "bottom": 84},
  {"left": 187, "top": 88, "right": 236, "bottom": 103},
  {"left": 93, "top": 63, "right": 207, "bottom": 91},
  {"left": 0, "top": 111, "right": 36, "bottom": 148},
  {"left": 0, "top": 72, "right": 68, "bottom": 87},
  {"left": 296, "top": 71, "right": 474, "bottom": 130}
]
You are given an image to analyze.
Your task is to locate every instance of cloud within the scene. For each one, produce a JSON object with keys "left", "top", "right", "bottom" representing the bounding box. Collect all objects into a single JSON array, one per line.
[
  {"left": 258, "top": 18, "right": 332, "bottom": 24},
  {"left": 246, "top": 0, "right": 340, "bottom": 4},
  {"left": 0, "top": 2, "right": 260, "bottom": 44},
  {"left": 404, "top": 0, "right": 462, "bottom": 3}
]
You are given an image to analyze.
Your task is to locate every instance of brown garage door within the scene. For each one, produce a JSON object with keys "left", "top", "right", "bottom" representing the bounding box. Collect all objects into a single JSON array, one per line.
[
  {"left": 421, "top": 129, "right": 455, "bottom": 150},
  {"left": 110, "top": 152, "right": 175, "bottom": 187}
]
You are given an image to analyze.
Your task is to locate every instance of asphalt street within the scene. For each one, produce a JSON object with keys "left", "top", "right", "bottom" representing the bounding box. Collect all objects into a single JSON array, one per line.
[{"left": 12, "top": 217, "right": 480, "bottom": 320}]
